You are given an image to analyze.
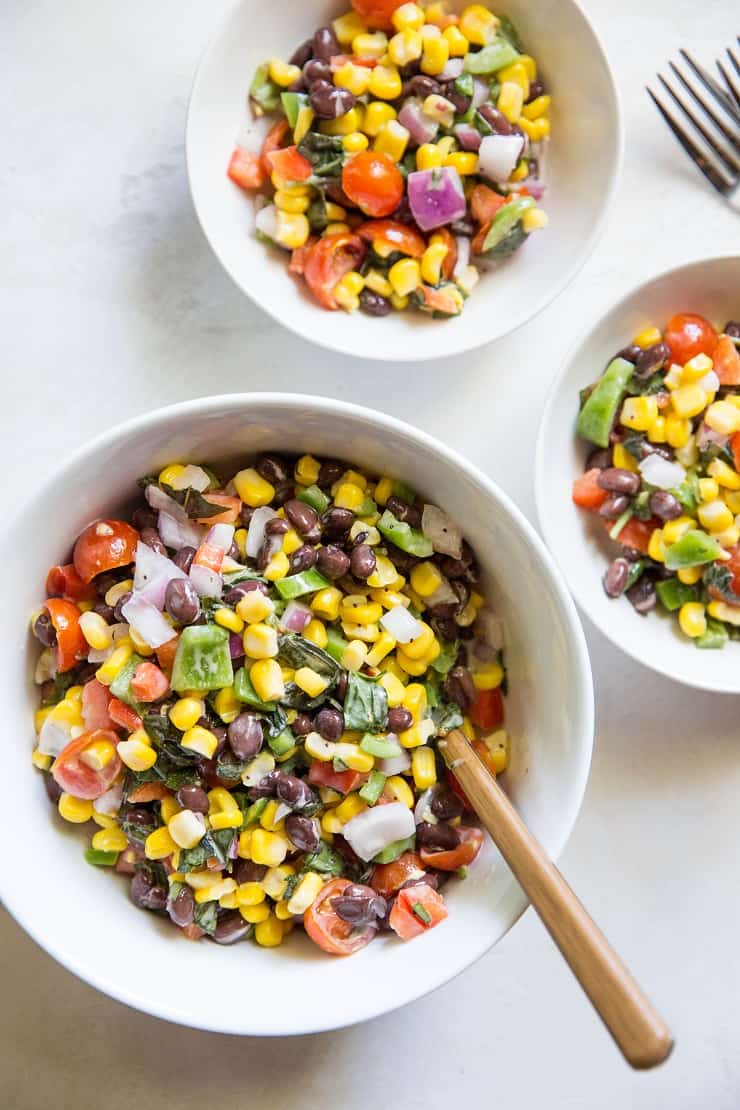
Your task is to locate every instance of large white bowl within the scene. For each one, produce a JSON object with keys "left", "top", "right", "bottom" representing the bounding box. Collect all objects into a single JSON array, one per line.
[
  {"left": 535, "top": 255, "right": 740, "bottom": 693},
  {"left": 186, "top": 0, "right": 622, "bottom": 361},
  {"left": 2, "top": 394, "right": 593, "bottom": 1034}
]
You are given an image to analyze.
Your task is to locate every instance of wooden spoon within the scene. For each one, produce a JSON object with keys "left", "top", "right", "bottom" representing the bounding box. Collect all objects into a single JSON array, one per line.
[{"left": 439, "top": 729, "right": 674, "bottom": 1070}]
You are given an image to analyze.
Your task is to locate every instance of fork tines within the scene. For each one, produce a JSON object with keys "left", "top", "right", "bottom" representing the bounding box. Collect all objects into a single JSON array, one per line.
[{"left": 648, "top": 38, "right": 740, "bottom": 199}]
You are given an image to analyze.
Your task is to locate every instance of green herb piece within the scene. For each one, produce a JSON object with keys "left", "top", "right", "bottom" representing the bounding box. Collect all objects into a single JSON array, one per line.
[
  {"left": 498, "top": 13, "right": 523, "bottom": 50},
  {"left": 160, "top": 482, "right": 225, "bottom": 520},
  {"left": 479, "top": 195, "right": 533, "bottom": 258},
  {"left": 301, "top": 844, "right": 346, "bottom": 876},
  {"left": 307, "top": 193, "right": 330, "bottom": 233},
  {"left": 703, "top": 563, "right": 740, "bottom": 605},
  {"left": 457, "top": 864, "right": 469, "bottom": 879},
  {"left": 671, "top": 472, "right": 699, "bottom": 516},
  {"left": 696, "top": 617, "right": 729, "bottom": 650},
  {"left": 193, "top": 900, "right": 219, "bottom": 936},
  {"left": 325, "top": 625, "right": 349, "bottom": 662},
  {"left": 627, "top": 371, "right": 665, "bottom": 396},
  {"left": 222, "top": 569, "right": 267, "bottom": 588},
  {"left": 249, "top": 63, "right": 282, "bottom": 115},
  {"left": 119, "top": 808, "right": 160, "bottom": 844},
  {"left": 344, "top": 672, "right": 389, "bottom": 733},
  {"left": 624, "top": 560, "right": 646, "bottom": 590},
  {"left": 297, "top": 132, "right": 345, "bottom": 177},
  {"left": 373, "top": 834, "right": 416, "bottom": 864},
  {"left": 359, "top": 733, "right": 401, "bottom": 758},
  {"left": 430, "top": 639, "right": 459, "bottom": 676},
  {"left": 377, "top": 509, "right": 434, "bottom": 557},
  {"left": 178, "top": 828, "right": 234, "bottom": 873},
  {"left": 233, "top": 666, "right": 277, "bottom": 711},
  {"left": 275, "top": 568, "right": 331, "bottom": 599},
  {"left": 632, "top": 490, "right": 653, "bottom": 520},
  {"left": 268, "top": 728, "right": 296, "bottom": 758},
  {"left": 359, "top": 770, "right": 387, "bottom": 806},
  {"left": 278, "top": 633, "right": 339, "bottom": 681},
  {"left": 40, "top": 669, "right": 78, "bottom": 707},
  {"left": 430, "top": 699, "right": 462, "bottom": 735},
  {"left": 171, "top": 625, "right": 234, "bottom": 693},
  {"left": 576, "top": 358, "right": 635, "bottom": 449},
  {"left": 280, "top": 90, "right": 308, "bottom": 128},
  {"left": 297, "top": 484, "right": 330, "bottom": 513},
  {"left": 240, "top": 796, "right": 269, "bottom": 827},
  {"left": 463, "top": 39, "right": 520, "bottom": 74},
  {"left": 664, "top": 530, "right": 723, "bottom": 571},
  {"left": 85, "top": 848, "right": 119, "bottom": 867},
  {"left": 142, "top": 711, "right": 201, "bottom": 767},
  {"left": 656, "top": 578, "right": 701, "bottom": 612},
  {"left": 453, "top": 73, "right": 474, "bottom": 100},
  {"left": 412, "top": 901, "right": 432, "bottom": 924},
  {"left": 109, "top": 652, "right": 145, "bottom": 709}
]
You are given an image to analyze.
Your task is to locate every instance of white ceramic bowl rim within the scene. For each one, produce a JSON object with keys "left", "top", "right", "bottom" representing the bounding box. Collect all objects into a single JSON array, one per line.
[
  {"left": 4, "top": 393, "right": 594, "bottom": 1033},
  {"left": 185, "top": 0, "right": 624, "bottom": 362}
]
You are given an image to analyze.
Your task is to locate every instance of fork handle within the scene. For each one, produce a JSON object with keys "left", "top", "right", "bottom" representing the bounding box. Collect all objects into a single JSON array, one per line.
[{"left": 441, "top": 730, "right": 674, "bottom": 1069}]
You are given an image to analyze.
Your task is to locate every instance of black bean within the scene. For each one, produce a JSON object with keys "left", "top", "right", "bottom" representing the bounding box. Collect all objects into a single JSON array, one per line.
[
  {"left": 289, "top": 544, "right": 318, "bottom": 574},
  {"left": 292, "top": 713, "right": 313, "bottom": 737},
  {"left": 431, "top": 788, "right": 464, "bottom": 822},
  {"left": 360, "top": 289, "right": 392, "bottom": 316},
  {"left": 223, "top": 580, "right": 269, "bottom": 606},
  {"left": 167, "top": 884, "right": 195, "bottom": 927},
  {"left": 335, "top": 672, "right": 348, "bottom": 703},
  {"left": 44, "top": 772, "right": 62, "bottom": 804},
  {"left": 723, "top": 321, "right": 740, "bottom": 339},
  {"left": 286, "top": 815, "right": 321, "bottom": 853},
  {"left": 130, "top": 871, "right": 167, "bottom": 912},
  {"left": 603, "top": 557, "right": 630, "bottom": 598},
  {"left": 586, "top": 448, "right": 612, "bottom": 470},
  {"left": 450, "top": 217, "right": 476, "bottom": 236},
  {"left": 121, "top": 806, "right": 157, "bottom": 843},
  {"left": 32, "top": 611, "right": 57, "bottom": 648},
  {"left": 303, "top": 58, "right": 332, "bottom": 86},
  {"left": 289, "top": 39, "right": 313, "bottom": 69},
  {"left": 626, "top": 576, "right": 657, "bottom": 614},
  {"left": 598, "top": 494, "right": 630, "bottom": 519},
  {"left": 649, "top": 490, "right": 682, "bottom": 521},
  {"left": 314, "top": 707, "right": 344, "bottom": 741},
  {"left": 399, "top": 872, "right": 440, "bottom": 892},
  {"left": 110, "top": 590, "right": 131, "bottom": 622},
  {"left": 310, "top": 80, "right": 355, "bottom": 119},
  {"left": 313, "top": 25, "right": 340, "bottom": 60},
  {"left": 132, "top": 507, "right": 159, "bottom": 532},
  {"left": 240, "top": 504, "right": 254, "bottom": 528},
  {"left": 171, "top": 546, "right": 195, "bottom": 574},
  {"left": 165, "top": 578, "right": 201, "bottom": 624},
  {"left": 387, "top": 706, "right": 413, "bottom": 733},
  {"left": 276, "top": 773, "right": 315, "bottom": 810},
  {"left": 525, "top": 79, "right": 545, "bottom": 103},
  {"left": 176, "top": 784, "right": 209, "bottom": 814},
  {"left": 317, "top": 544, "right": 350, "bottom": 580},
  {"left": 614, "top": 344, "right": 642, "bottom": 364},
  {"left": 93, "top": 600, "right": 115, "bottom": 621},
  {"left": 247, "top": 769, "right": 282, "bottom": 801},
  {"left": 635, "top": 342, "right": 671, "bottom": 379},
  {"left": 273, "top": 482, "right": 296, "bottom": 508},
  {"left": 320, "top": 507, "right": 354, "bottom": 539},
  {"left": 332, "top": 891, "right": 386, "bottom": 926},
  {"left": 332, "top": 833, "right": 361, "bottom": 866},
  {"left": 265, "top": 517, "right": 290, "bottom": 536},
  {"left": 444, "top": 665, "right": 476, "bottom": 710},
  {"left": 233, "top": 860, "right": 267, "bottom": 884},
  {"left": 350, "top": 544, "right": 376, "bottom": 580},
  {"left": 386, "top": 495, "right": 421, "bottom": 528},
  {"left": 140, "top": 526, "right": 168, "bottom": 557},
  {"left": 443, "top": 82, "right": 471, "bottom": 114},
  {"left": 405, "top": 75, "right": 440, "bottom": 98},
  {"left": 228, "top": 713, "right": 264, "bottom": 760},
  {"left": 641, "top": 442, "right": 674, "bottom": 462},
  {"left": 597, "top": 468, "right": 640, "bottom": 495},
  {"left": 213, "top": 910, "right": 252, "bottom": 945},
  {"left": 317, "top": 459, "right": 345, "bottom": 490},
  {"left": 284, "top": 499, "right": 320, "bottom": 537},
  {"left": 434, "top": 616, "right": 458, "bottom": 642},
  {"left": 477, "top": 103, "right": 513, "bottom": 135},
  {"left": 415, "top": 821, "right": 460, "bottom": 851}
]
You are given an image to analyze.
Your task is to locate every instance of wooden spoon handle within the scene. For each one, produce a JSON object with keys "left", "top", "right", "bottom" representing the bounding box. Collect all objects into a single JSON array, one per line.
[{"left": 441, "top": 730, "right": 673, "bottom": 1070}]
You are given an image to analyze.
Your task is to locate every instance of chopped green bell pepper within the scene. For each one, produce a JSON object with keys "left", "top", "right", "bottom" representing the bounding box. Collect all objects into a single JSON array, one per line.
[
  {"left": 359, "top": 771, "right": 387, "bottom": 806},
  {"left": 171, "top": 625, "right": 234, "bottom": 693},
  {"left": 377, "top": 509, "right": 433, "bottom": 557},
  {"left": 275, "top": 568, "right": 330, "bottom": 599},
  {"left": 696, "top": 617, "right": 729, "bottom": 650},
  {"left": 664, "top": 530, "right": 723, "bottom": 571},
  {"left": 656, "top": 578, "right": 701, "bottom": 611},
  {"left": 280, "top": 90, "right": 308, "bottom": 128},
  {"left": 480, "top": 195, "right": 534, "bottom": 256},
  {"left": 576, "top": 357, "right": 635, "bottom": 448},
  {"left": 267, "top": 728, "right": 296, "bottom": 758},
  {"left": 109, "top": 652, "right": 145, "bottom": 708},
  {"left": 249, "top": 63, "right": 281, "bottom": 115},
  {"left": 85, "top": 848, "right": 119, "bottom": 867},
  {"left": 463, "top": 39, "right": 520, "bottom": 74},
  {"left": 359, "top": 734, "right": 402, "bottom": 758},
  {"left": 297, "top": 484, "right": 330, "bottom": 514},
  {"left": 233, "top": 666, "right": 276, "bottom": 711},
  {"left": 325, "top": 625, "right": 348, "bottom": 663},
  {"left": 373, "top": 834, "right": 416, "bottom": 864}
]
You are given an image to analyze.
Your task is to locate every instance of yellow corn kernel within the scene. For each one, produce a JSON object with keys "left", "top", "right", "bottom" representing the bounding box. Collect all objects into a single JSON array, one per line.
[
  {"left": 243, "top": 622, "right": 279, "bottom": 660},
  {"left": 473, "top": 662, "right": 504, "bottom": 690},
  {"left": 395, "top": 648, "right": 428, "bottom": 676},
  {"left": 420, "top": 34, "right": 449, "bottom": 76},
  {"left": 715, "top": 525, "right": 740, "bottom": 549},
  {"left": 181, "top": 725, "right": 218, "bottom": 759},
  {"left": 399, "top": 716, "right": 436, "bottom": 747},
  {"left": 369, "top": 63, "right": 403, "bottom": 99},
  {"left": 168, "top": 809, "right": 207, "bottom": 850},
  {"left": 274, "top": 188, "right": 311, "bottom": 215},
  {"left": 341, "top": 469, "right": 368, "bottom": 490},
  {"left": 353, "top": 31, "right": 388, "bottom": 59},
  {"left": 372, "top": 478, "right": 393, "bottom": 508},
  {"left": 698, "top": 500, "right": 734, "bottom": 533},
  {"left": 333, "top": 10, "right": 367, "bottom": 44},
  {"left": 620, "top": 395, "right": 659, "bottom": 431},
  {"left": 343, "top": 130, "right": 370, "bottom": 154},
  {"left": 670, "top": 385, "right": 708, "bottom": 420},
  {"left": 330, "top": 483, "right": 362, "bottom": 514},
  {"left": 169, "top": 697, "right": 204, "bottom": 732},
  {"left": 298, "top": 620, "right": 326, "bottom": 652},
  {"left": 79, "top": 738, "right": 116, "bottom": 772},
  {"left": 365, "top": 631, "right": 396, "bottom": 666},
  {"left": 375, "top": 119, "right": 410, "bottom": 162},
  {"left": 235, "top": 591, "right": 274, "bottom": 625},
  {"left": 321, "top": 808, "right": 343, "bottom": 835},
  {"left": 293, "top": 666, "right": 329, "bottom": 699},
  {"left": 32, "top": 748, "right": 52, "bottom": 771},
  {"left": 335, "top": 793, "right": 368, "bottom": 824},
  {"left": 522, "top": 206, "right": 549, "bottom": 233},
  {"left": 293, "top": 103, "right": 315, "bottom": 145},
  {"left": 645, "top": 528, "right": 665, "bottom": 564},
  {"left": 58, "top": 793, "right": 94, "bottom": 823},
  {"left": 681, "top": 353, "right": 714, "bottom": 383},
  {"left": 233, "top": 467, "right": 275, "bottom": 507},
  {"left": 612, "top": 442, "right": 638, "bottom": 472},
  {"left": 679, "top": 602, "right": 707, "bottom": 639},
  {"left": 411, "top": 746, "right": 437, "bottom": 790},
  {"left": 275, "top": 210, "right": 311, "bottom": 249},
  {"left": 91, "top": 826, "right": 128, "bottom": 854},
  {"left": 333, "top": 743, "right": 375, "bottom": 773},
  {"left": 498, "top": 61, "right": 530, "bottom": 96},
  {"left": 445, "top": 150, "right": 479, "bottom": 176},
  {"left": 522, "top": 93, "right": 552, "bottom": 121},
  {"left": 158, "top": 463, "right": 186, "bottom": 487},
  {"left": 390, "top": 292, "right": 409, "bottom": 311},
  {"left": 279, "top": 529, "right": 302, "bottom": 558},
  {"left": 268, "top": 59, "right": 301, "bottom": 88},
  {"left": 388, "top": 258, "right": 421, "bottom": 297},
  {"left": 78, "top": 610, "right": 112, "bottom": 652},
  {"left": 231, "top": 529, "right": 247, "bottom": 561},
  {"left": 505, "top": 159, "right": 527, "bottom": 184},
  {"left": 236, "top": 881, "right": 266, "bottom": 907},
  {"left": 401, "top": 622, "right": 435, "bottom": 660},
  {"left": 144, "top": 826, "right": 177, "bottom": 860},
  {"left": 385, "top": 775, "right": 415, "bottom": 808},
  {"left": 677, "top": 565, "right": 703, "bottom": 585},
  {"left": 255, "top": 913, "right": 284, "bottom": 947},
  {"left": 117, "top": 737, "right": 157, "bottom": 772},
  {"left": 262, "top": 864, "right": 297, "bottom": 900},
  {"left": 250, "top": 828, "right": 289, "bottom": 867},
  {"left": 238, "top": 901, "right": 270, "bottom": 925},
  {"left": 364, "top": 101, "right": 397, "bottom": 137},
  {"left": 341, "top": 621, "right": 380, "bottom": 643},
  {"left": 708, "top": 599, "right": 740, "bottom": 626},
  {"left": 334, "top": 59, "right": 373, "bottom": 96},
  {"left": 665, "top": 414, "right": 692, "bottom": 449},
  {"left": 250, "top": 658, "right": 285, "bottom": 703},
  {"left": 480, "top": 728, "right": 509, "bottom": 773},
  {"left": 393, "top": 2, "right": 424, "bottom": 31},
  {"left": 633, "top": 325, "right": 662, "bottom": 349},
  {"left": 213, "top": 607, "right": 244, "bottom": 636},
  {"left": 208, "top": 787, "right": 242, "bottom": 831},
  {"left": 360, "top": 269, "right": 391, "bottom": 300},
  {"left": 341, "top": 597, "right": 383, "bottom": 625},
  {"left": 706, "top": 400, "right": 740, "bottom": 437},
  {"left": 157, "top": 795, "right": 180, "bottom": 826},
  {"left": 287, "top": 871, "right": 325, "bottom": 915},
  {"left": 662, "top": 515, "right": 695, "bottom": 545},
  {"left": 646, "top": 415, "right": 667, "bottom": 444},
  {"left": 408, "top": 562, "right": 441, "bottom": 599},
  {"left": 459, "top": 4, "right": 499, "bottom": 45},
  {"left": 212, "top": 685, "right": 240, "bottom": 725},
  {"left": 378, "top": 670, "right": 406, "bottom": 706},
  {"left": 95, "top": 640, "right": 133, "bottom": 686},
  {"left": 402, "top": 682, "right": 427, "bottom": 722},
  {"left": 295, "top": 454, "right": 320, "bottom": 485},
  {"left": 416, "top": 142, "right": 445, "bottom": 171},
  {"left": 725, "top": 490, "right": 740, "bottom": 514},
  {"left": 195, "top": 877, "right": 237, "bottom": 904},
  {"left": 388, "top": 28, "right": 423, "bottom": 66},
  {"left": 443, "top": 24, "right": 469, "bottom": 55},
  {"left": 128, "top": 624, "right": 156, "bottom": 656},
  {"left": 497, "top": 81, "right": 524, "bottom": 122},
  {"left": 311, "top": 587, "right": 343, "bottom": 621},
  {"left": 699, "top": 477, "right": 720, "bottom": 502}
]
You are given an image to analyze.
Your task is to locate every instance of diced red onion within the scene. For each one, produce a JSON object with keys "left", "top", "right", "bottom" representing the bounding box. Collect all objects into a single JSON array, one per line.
[
  {"left": 454, "top": 123, "right": 482, "bottom": 151},
  {"left": 414, "top": 786, "right": 439, "bottom": 824},
  {"left": 407, "top": 167, "right": 466, "bottom": 231},
  {"left": 189, "top": 563, "right": 222, "bottom": 598},
  {"left": 121, "top": 594, "right": 177, "bottom": 648},
  {"left": 145, "top": 483, "right": 188, "bottom": 521},
  {"left": 421, "top": 504, "right": 464, "bottom": 559},
  {"left": 453, "top": 236, "right": 471, "bottom": 280},
  {"left": 207, "top": 523, "right": 235, "bottom": 551},
  {"left": 696, "top": 423, "right": 727, "bottom": 451},
  {"left": 158, "top": 510, "right": 204, "bottom": 552},
  {"left": 381, "top": 605, "right": 424, "bottom": 643},
  {"left": 93, "top": 782, "right": 123, "bottom": 817},
  {"left": 280, "top": 601, "right": 312, "bottom": 633},
  {"left": 246, "top": 506, "right": 278, "bottom": 558},
  {"left": 478, "top": 133, "right": 524, "bottom": 184},
  {"left": 229, "top": 632, "right": 245, "bottom": 660},
  {"left": 228, "top": 833, "right": 239, "bottom": 860},
  {"left": 398, "top": 97, "right": 439, "bottom": 145},
  {"left": 638, "top": 455, "right": 686, "bottom": 490},
  {"left": 38, "top": 714, "right": 75, "bottom": 757},
  {"left": 439, "top": 57, "right": 464, "bottom": 81},
  {"left": 377, "top": 747, "right": 411, "bottom": 775},
  {"left": 472, "top": 77, "right": 490, "bottom": 109},
  {"left": 133, "top": 540, "right": 187, "bottom": 609},
  {"left": 520, "top": 176, "right": 546, "bottom": 201},
  {"left": 341, "top": 802, "right": 416, "bottom": 862},
  {"left": 476, "top": 607, "right": 505, "bottom": 651}
]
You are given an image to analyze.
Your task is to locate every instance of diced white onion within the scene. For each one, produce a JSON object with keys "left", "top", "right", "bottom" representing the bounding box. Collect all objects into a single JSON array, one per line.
[
  {"left": 145, "top": 483, "right": 188, "bottom": 521},
  {"left": 698, "top": 370, "right": 720, "bottom": 394},
  {"left": 158, "top": 510, "right": 204, "bottom": 552},
  {"left": 168, "top": 465, "right": 211, "bottom": 492},
  {"left": 377, "top": 745, "right": 411, "bottom": 776},
  {"left": 478, "top": 133, "right": 524, "bottom": 184},
  {"left": 475, "top": 607, "right": 504, "bottom": 652},
  {"left": 274, "top": 802, "right": 292, "bottom": 824},
  {"left": 246, "top": 506, "right": 278, "bottom": 558},
  {"left": 34, "top": 648, "right": 57, "bottom": 684},
  {"left": 380, "top": 605, "right": 424, "bottom": 644},
  {"left": 93, "top": 783, "right": 123, "bottom": 817},
  {"left": 341, "top": 802, "right": 416, "bottom": 862},
  {"left": 121, "top": 594, "right": 177, "bottom": 648},
  {"left": 256, "top": 203, "right": 279, "bottom": 243},
  {"left": 133, "top": 541, "right": 187, "bottom": 610},
  {"left": 421, "top": 503, "right": 464, "bottom": 559},
  {"left": 38, "top": 714, "right": 74, "bottom": 757},
  {"left": 638, "top": 454, "right": 686, "bottom": 491},
  {"left": 453, "top": 236, "right": 471, "bottom": 281},
  {"left": 207, "top": 523, "right": 235, "bottom": 552},
  {"left": 242, "top": 751, "right": 276, "bottom": 787},
  {"left": 414, "top": 786, "right": 439, "bottom": 825},
  {"left": 189, "top": 563, "right": 222, "bottom": 598}
]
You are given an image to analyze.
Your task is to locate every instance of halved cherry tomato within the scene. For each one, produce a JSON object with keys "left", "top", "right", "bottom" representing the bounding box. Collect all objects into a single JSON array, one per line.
[
  {"left": 44, "top": 598, "right": 87, "bottom": 672},
  {"left": 434, "top": 227, "right": 458, "bottom": 280},
  {"left": 303, "top": 232, "right": 367, "bottom": 310},
  {"left": 81, "top": 679, "right": 114, "bottom": 731},
  {"left": 470, "top": 183, "right": 508, "bottom": 226},
  {"left": 388, "top": 883, "right": 448, "bottom": 939},
  {"left": 470, "top": 687, "right": 504, "bottom": 730},
  {"left": 131, "top": 661, "right": 169, "bottom": 703},
  {"left": 227, "top": 148, "right": 265, "bottom": 191},
  {"left": 572, "top": 468, "right": 608, "bottom": 510},
  {"left": 329, "top": 54, "right": 378, "bottom": 71},
  {"left": 73, "top": 519, "right": 139, "bottom": 583},
  {"left": 471, "top": 221, "right": 491, "bottom": 255},
  {"left": 308, "top": 761, "right": 364, "bottom": 795},
  {"left": 126, "top": 781, "right": 171, "bottom": 804},
  {"left": 664, "top": 313, "right": 718, "bottom": 365},
  {"left": 420, "top": 826, "right": 484, "bottom": 871},
  {"left": 304, "top": 877, "right": 378, "bottom": 955},
  {"left": 446, "top": 768, "right": 473, "bottom": 811},
  {"left": 418, "top": 284, "right": 462, "bottom": 316},
  {"left": 707, "top": 544, "right": 740, "bottom": 603},
  {"left": 52, "top": 729, "right": 122, "bottom": 800},
  {"left": 108, "top": 697, "right": 143, "bottom": 733},
  {"left": 260, "top": 118, "right": 290, "bottom": 175},
  {"left": 713, "top": 335, "right": 740, "bottom": 386},
  {"left": 351, "top": 0, "right": 403, "bottom": 30},
  {"left": 194, "top": 492, "right": 241, "bottom": 525},
  {"left": 289, "top": 237, "right": 319, "bottom": 275},
  {"left": 45, "top": 564, "right": 96, "bottom": 602},
  {"left": 357, "top": 219, "right": 426, "bottom": 258},
  {"left": 342, "top": 152, "right": 404, "bottom": 218},
  {"left": 370, "top": 851, "right": 425, "bottom": 897},
  {"left": 604, "top": 515, "right": 657, "bottom": 556},
  {"left": 156, "top": 634, "right": 180, "bottom": 677},
  {"left": 265, "top": 144, "right": 313, "bottom": 183}
]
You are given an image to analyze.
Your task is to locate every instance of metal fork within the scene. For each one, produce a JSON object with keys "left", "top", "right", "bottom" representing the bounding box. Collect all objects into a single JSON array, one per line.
[{"left": 648, "top": 40, "right": 740, "bottom": 209}]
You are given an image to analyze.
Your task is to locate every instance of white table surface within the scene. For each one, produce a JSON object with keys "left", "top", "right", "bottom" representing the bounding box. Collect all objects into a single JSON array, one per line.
[{"left": 2, "top": 0, "right": 740, "bottom": 1105}]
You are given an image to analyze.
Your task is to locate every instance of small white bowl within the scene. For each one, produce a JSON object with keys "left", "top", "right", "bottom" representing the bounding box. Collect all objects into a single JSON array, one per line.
[
  {"left": 2, "top": 394, "right": 593, "bottom": 1034},
  {"left": 186, "top": 0, "right": 622, "bottom": 361},
  {"left": 535, "top": 255, "right": 740, "bottom": 693}
]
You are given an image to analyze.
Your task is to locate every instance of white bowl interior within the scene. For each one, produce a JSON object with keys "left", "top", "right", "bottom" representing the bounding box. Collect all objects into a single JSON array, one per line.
[
  {"left": 186, "top": 0, "right": 621, "bottom": 361},
  {"left": 2, "top": 395, "right": 592, "bottom": 1034},
  {"left": 536, "top": 255, "right": 740, "bottom": 693}
]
